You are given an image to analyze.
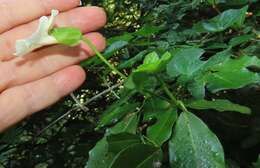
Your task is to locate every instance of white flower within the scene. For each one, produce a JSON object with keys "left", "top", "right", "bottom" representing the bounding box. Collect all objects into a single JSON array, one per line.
[{"left": 14, "top": 9, "right": 59, "bottom": 57}]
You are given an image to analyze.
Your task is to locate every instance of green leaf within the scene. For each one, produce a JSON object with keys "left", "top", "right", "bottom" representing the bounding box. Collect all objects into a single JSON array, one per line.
[
  {"left": 206, "top": 43, "right": 229, "bottom": 50},
  {"left": 220, "top": 0, "right": 257, "bottom": 6},
  {"left": 179, "top": 49, "right": 231, "bottom": 99},
  {"left": 106, "top": 113, "right": 139, "bottom": 135},
  {"left": 97, "top": 100, "right": 139, "bottom": 129},
  {"left": 187, "top": 78, "right": 206, "bottom": 99},
  {"left": 194, "top": 6, "right": 248, "bottom": 32},
  {"left": 209, "top": 55, "right": 260, "bottom": 71},
  {"left": 243, "top": 44, "right": 260, "bottom": 56},
  {"left": 104, "top": 41, "right": 129, "bottom": 56},
  {"left": 87, "top": 115, "right": 139, "bottom": 168},
  {"left": 206, "top": 0, "right": 221, "bottom": 5},
  {"left": 118, "top": 50, "right": 148, "bottom": 69},
  {"left": 143, "top": 52, "right": 160, "bottom": 64},
  {"left": 169, "top": 112, "right": 225, "bottom": 168},
  {"left": 147, "top": 108, "right": 178, "bottom": 146},
  {"left": 109, "top": 144, "right": 162, "bottom": 168},
  {"left": 35, "top": 163, "right": 48, "bottom": 168},
  {"left": 86, "top": 138, "right": 114, "bottom": 168},
  {"left": 229, "top": 34, "right": 253, "bottom": 47},
  {"left": 167, "top": 47, "right": 205, "bottom": 78},
  {"left": 133, "top": 25, "right": 162, "bottom": 37},
  {"left": 143, "top": 97, "right": 171, "bottom": 120},
  {"left": 167, "top": 48, "right": 260, "bottom": 97},
  {"left": 203, "top": 49, "right": 232, "bottom": 69},
  {"left": 137, "top": 52, "right": 172, "bottom": 73},
  {"left": 186, "top": 99, "right": 251, "bottom": 114},
  {"left": 162, "top": 30, "right": 187, "bottom": 44},
  {"left": 51, "top": 27, "right": 82, "bottom": 46},
  {"left": 257, "top": 11, "right": 260, "bottom": 17},
  {"left": 81, "top": 40, "right": 129, "bottom": 67},
  {"left": 205, "top": 55, "right": 260, "bottom": 92},
  {"left": 253, "top": 155, "right": 260, "bottom": 168},
  {"left": 125, "top": 72, "right": 157, "bottom": 92},
  {"left": 206, "top": 70, "right": 260, "bottom": 92},
  {"left": 107, "top": 33, "right": 134, "bottom": 45},
  {"left": 107, "top": 133, "right": 141, "bottom": 154}
]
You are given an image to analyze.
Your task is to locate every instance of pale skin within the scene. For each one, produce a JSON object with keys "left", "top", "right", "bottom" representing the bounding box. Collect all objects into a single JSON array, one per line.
[{"left": 0, "top": 0, "right": 107, "bottom": 132}]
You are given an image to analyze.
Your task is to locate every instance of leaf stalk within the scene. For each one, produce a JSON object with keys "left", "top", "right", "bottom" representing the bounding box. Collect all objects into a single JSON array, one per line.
[
  {"left": 82, "top": 37, "right": 127, "bottom": 80},
  {"left": 157, "top": 77, "right": 188, "bottom": 112}
]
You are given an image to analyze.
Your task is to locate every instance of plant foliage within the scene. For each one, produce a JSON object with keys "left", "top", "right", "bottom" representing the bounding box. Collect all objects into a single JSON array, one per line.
[{"left": 1, "top": 0, "right": 260, "bottom": 167}]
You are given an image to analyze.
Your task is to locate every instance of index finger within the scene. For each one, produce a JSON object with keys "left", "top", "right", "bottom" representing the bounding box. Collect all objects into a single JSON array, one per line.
[
  {"left": 0, "top": 0, "right": 80, "bottom": 33},
  {"left": 0, "top": 65, "right": 86, "bottom": 132}
]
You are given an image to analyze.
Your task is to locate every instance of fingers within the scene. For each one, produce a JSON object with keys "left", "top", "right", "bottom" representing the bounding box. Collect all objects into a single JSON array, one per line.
[
  {"left": 0, "top": 7, "right": 107, "bottom": 60},
  {"left": 0, "top": 32, "right": 106, "bottom": 92},
  {"left": 0, "top": 65, "right": 86, "bottom": 132},
  {"left": 0, "top": 0, "right": 80, "bottom": 33}
]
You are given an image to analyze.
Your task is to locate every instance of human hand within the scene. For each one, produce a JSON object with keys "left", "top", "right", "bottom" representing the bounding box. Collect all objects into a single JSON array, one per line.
[{"left": 0, "top": 0, "right": 107, "bottom": 132}]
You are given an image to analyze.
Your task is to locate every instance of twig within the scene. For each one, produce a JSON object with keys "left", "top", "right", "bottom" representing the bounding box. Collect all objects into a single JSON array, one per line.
[
  {"left": 37, "top": 83, "right": 122, "bottom": 136},
  {"left": 99, "top": 74, "right": 120, "bottom": 99},
  {"left": 70, "top": 92, "right": 89, "bottom": 112},
  {"left": 212, "top": 0, "right": 221, "bottom": 14},
  {"left": 81, "top": 83, "right": 121, "bottom": 106}
]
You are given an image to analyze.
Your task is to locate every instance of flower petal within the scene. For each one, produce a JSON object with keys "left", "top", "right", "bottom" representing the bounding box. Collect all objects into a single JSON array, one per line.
[{"left": 14, "top": 10, "right": 59, "bottom": 57}]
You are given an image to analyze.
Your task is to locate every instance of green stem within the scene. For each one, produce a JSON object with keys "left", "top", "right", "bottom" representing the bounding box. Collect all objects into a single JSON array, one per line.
[
  {"left": 142, "top": 135, "right": 159, "bottom": 147},
  {"left": 82, "top": 37, "right": 127, "bottom": 79},
  {"left": 157, "top": 77, "right": 188, "bottom": 112}
]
